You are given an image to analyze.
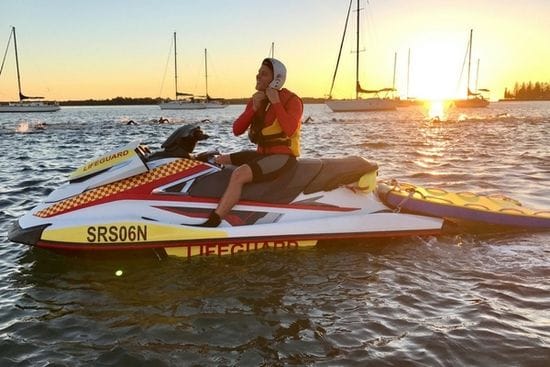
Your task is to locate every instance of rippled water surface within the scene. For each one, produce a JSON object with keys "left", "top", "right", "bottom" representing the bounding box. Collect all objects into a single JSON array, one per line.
[{"left": 1, "top": 102, "right": 549, "bottom": 366}]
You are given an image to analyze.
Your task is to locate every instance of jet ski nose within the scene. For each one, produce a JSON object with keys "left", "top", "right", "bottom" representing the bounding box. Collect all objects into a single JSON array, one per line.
[{"left": 8, "top": 221, "right": 49, "bottom": 246}]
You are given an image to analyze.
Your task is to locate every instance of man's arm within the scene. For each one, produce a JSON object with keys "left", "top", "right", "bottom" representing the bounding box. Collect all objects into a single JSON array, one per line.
[
  {"left": 271, "top": 95, "right": 303, "bottom": 137},
  {"left": 232, "top": 100, "right": 255, "bottom": 136}
]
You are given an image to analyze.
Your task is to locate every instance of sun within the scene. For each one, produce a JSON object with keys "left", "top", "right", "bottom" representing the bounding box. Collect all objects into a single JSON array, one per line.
[{"left": 406, "top": 38, "right": 465, "bottom": 100}]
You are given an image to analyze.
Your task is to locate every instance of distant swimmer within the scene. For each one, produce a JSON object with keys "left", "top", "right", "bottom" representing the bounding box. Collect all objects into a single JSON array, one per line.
[
  {"left": 201, "top": 118, "right": 211, "bottom": 123},
  {"left": 126, "top": 120, "right": 137, "bottom": 125},
  {"left": 15, "top": 121, "right": 47, "bottom": 133},
  {"left": 303, "top": 116, "right": 313, "bottom": 124},
  {"left": 158, "top": 117, "right": 169, "bottom": 124}
]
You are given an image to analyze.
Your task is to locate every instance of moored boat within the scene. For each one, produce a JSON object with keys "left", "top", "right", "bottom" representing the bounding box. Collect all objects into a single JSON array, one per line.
[
  {"left": 325, "top": 0, "right": 396, "bottom": 112},
  {"left": 0, "top": 27, "right": 60, "bottom": 113},
  {"left": 0, "top": 100, "right": 60, "bottom": 113},
  {"left": 325, "top": 97, "right": 396, "bottom": 112},
  {"left": 159, "top": 34, "right": 226, "bottom": 110},
  {"left": 452, "top": 29, "right": 490, "bottom": 108}
]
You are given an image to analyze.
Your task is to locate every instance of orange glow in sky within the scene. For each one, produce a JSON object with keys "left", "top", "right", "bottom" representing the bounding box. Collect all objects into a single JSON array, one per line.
[{"left": 0, "top": 0, "right": 549, "bottom": 101}]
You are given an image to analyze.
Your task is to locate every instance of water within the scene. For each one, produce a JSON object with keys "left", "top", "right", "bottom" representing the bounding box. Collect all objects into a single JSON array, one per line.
[{"left": 1, "top": 102, "right": 549, "bottom": 366}]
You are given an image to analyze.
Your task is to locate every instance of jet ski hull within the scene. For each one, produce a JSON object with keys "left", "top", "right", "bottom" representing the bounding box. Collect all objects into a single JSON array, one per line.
[{"left": 9, "top": 193, "right": 442, "bottom": 258}]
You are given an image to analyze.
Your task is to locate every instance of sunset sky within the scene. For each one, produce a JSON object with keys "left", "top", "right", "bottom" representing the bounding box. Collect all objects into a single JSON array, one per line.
[{"left": 1, "top": 0, "right": 549, "bottom": 101}]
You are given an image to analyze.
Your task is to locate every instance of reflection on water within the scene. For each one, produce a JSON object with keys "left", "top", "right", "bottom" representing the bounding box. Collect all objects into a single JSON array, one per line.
[
  {"left": 0, "top": 102, "right": 549, "bottom": 365},
  {"left": 425, "top": 100, "right": 452, "bottom": 121}
]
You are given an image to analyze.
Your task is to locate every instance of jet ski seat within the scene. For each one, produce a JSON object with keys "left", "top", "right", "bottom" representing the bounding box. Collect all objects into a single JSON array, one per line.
[
  {"left": 188, "top": 158, "right": 323, "bottom": 203},
  {"left": 187, "top": 156, "right": 378, "bottom": 204},
  {"left": 304, "top": 156, "right": 378, "bottom": 194}
]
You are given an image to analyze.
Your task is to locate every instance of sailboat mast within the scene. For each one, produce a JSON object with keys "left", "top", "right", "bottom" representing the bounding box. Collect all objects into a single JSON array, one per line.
[
  {"left": 173, "top": 32, "right": 178, "bottom": 100},
  {"left": 328, "top": 0, "right": 352, "bottom": 99},
  {"left": 392, "top": 51, "right": 397, "bottom": 91},
  {"left": 12, "top": 27, "right": 23, "bottom": 102},
  {"left": 475, "top": 58, "right": 480, "bottom": 91},
  {"left": 204, "top": 48, "right": 208, "bottom": 99},
  {"left": 355, "top": 0, "right": 360, "bottom": 99},
  {"left": 466, "top": 29, "right": 472, "bottom": 95},
  {"left": 406, "top": 48, "right": 411, "bottom": 99}
]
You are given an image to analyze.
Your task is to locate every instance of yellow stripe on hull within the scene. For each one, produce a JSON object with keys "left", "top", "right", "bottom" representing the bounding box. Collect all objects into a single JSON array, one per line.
[{"left": 41, "top": 222, "right": 227, "bottom": 244}]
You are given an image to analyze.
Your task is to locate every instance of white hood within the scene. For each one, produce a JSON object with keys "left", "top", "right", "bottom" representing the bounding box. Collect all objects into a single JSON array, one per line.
[{"left": 264, "top": 58, "right": 287, "bottom": 90}]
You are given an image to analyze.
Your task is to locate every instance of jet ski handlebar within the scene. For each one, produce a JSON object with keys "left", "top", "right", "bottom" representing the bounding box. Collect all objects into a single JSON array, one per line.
[
  {"left": 194, "top": 149, "right": 220, "bottom": 164},
  {"left": 148, "top": 124, "right": 218, "bottom": 163}
]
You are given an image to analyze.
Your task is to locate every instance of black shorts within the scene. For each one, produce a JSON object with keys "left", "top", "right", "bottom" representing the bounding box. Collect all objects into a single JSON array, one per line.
[{"left": 230, "top": 150, "right": 296, "bottom": 183}]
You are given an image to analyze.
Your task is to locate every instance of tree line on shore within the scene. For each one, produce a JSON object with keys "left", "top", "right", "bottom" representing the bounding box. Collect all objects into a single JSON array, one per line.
[
  {"left": 59, "top": 96, "right": 327, "bottom": 106},
  {"left": 503, "top": 81, "right": 550, "bottom": 100}
]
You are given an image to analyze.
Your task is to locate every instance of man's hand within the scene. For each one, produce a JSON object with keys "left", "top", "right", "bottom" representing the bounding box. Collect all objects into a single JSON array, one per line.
[
  {"left": 214, "top": 154, "right": 231, "bottom": 165},
  {"left": 265, "top": 87, "right": 280, "bottom": 104},
  {"left": 252, "top": 91, "right": 267, "bottom": 111}
]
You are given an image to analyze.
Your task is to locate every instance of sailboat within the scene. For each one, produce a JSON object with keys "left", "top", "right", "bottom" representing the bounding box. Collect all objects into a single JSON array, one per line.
[
  {"left": 395, "top": 48, "right": 420, "bottom": 107},
  {"left": 453, "top": 29, "right": 489, "bottom": 108},
  {"left": 159, "top": 33, "right": 226, "bottom": 110},
  {"left": 325, "top": 0, "right": 396, "bottom": 112},
  {"left": 201, "top": 48, "right": 227, "bottom": 109},
  {"left": 0, "top": 27, "right": 60, "bottom": 113}
]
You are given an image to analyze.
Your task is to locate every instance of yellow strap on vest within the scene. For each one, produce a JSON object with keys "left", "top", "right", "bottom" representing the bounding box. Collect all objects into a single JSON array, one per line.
[{"left": 260, "top": 119, "right": 300, "bottom": 156}]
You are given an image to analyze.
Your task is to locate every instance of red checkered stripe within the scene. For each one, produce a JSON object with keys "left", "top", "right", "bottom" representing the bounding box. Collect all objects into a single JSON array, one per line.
[{"left": 35, "top": 159, "right": 201, "bottom": 218}]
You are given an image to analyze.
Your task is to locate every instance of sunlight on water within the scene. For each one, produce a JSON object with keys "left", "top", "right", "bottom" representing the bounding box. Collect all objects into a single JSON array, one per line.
[
  {"left": 415, "top": 124, "right": 453, "bottom": 171},
  {"left": 457, "top": 113, "right": 468, "bottom": 121},
  {"left": 425, "top": 100, "right": 452, "bottom": 121}
]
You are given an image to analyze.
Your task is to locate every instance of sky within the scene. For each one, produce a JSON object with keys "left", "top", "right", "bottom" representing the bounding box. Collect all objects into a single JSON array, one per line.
[{"left": 0, "top": 0, "right": 549, "bottom": 101}]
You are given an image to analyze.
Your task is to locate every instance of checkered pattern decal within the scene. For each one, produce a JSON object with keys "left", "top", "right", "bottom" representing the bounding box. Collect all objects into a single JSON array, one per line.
[{"left": 35, "top": 159, "right": 201, "bottom": 218}]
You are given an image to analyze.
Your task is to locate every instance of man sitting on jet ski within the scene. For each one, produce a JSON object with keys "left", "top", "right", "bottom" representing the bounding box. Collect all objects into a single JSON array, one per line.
[{"left": 198, "top": 57, "right": 303, "bottom": 227}]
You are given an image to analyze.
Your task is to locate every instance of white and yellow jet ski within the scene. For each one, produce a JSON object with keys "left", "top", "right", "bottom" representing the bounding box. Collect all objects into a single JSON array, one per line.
[{"left": 8, "top": 124, "right": 443, "bottom": 258}]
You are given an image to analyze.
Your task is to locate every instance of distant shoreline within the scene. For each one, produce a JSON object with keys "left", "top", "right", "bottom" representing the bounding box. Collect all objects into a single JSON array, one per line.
[
  {"left": 53, "top": 97, "right": 328, "bottom": 106},
  {"left": 498, "top": 98, "right": 550, "bottom": 102}
]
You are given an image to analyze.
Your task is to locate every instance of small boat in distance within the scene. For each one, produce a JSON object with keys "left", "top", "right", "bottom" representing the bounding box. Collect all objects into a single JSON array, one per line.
[
  {"left": 0, "top": 27, "right": 60, "bottom": 113},
  {"left": 325, "top": 0, "right": 396, "bottom": 112},
  {"left": 160, "top": 33, "right": 226, "bottom": 110},
  {"left": 452, "top": 29, "right": 489, "bottom": 108}
]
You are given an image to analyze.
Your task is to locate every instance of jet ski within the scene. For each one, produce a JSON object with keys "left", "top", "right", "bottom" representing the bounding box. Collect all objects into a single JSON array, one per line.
[{"left": 8, "top": 124, "right": 443, "bottom": 258}]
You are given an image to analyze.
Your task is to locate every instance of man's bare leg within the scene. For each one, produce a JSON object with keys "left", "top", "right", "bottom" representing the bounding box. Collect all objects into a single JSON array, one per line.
[
  {"left": 215, "top": 165, "right": 253, "bottom": 218},
  {"left": 200, "top": 164, "right": 253, "bottom": 227}
]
